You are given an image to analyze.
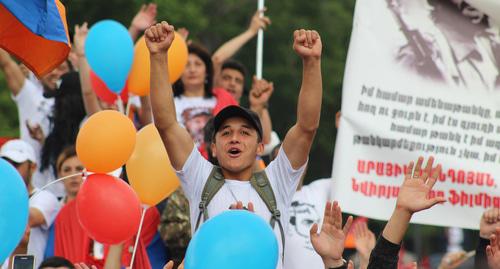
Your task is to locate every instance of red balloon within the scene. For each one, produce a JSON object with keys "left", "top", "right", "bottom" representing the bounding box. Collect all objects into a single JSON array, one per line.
[
  {"left": 90, "top": 70, "right": 129, "bottom": 105},
  {"left": 76, "top": 174, "right": 142, "bottom": 244}
]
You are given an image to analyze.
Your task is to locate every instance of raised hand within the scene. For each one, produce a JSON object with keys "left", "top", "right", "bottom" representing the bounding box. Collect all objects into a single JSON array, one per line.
[
  {"left": 249, "top": 76, "right": 274, "bottom": 109},
  {"left": 73, "top": 22, "right": 89, "bottom": 56},
  {"left": 396, "top": 157, "right": 446, "bottom": 214},
  {"left": 26, "top": 121, "right": 45, "bottom": 144},
  {"left": 131, "top": 3, "right": 157, "bottom": 32},
  {"left": 354, "top": 221, "right": 376, "bottom": 269},
  {"left": 310, "top": 201, "right": 353, "bottom": 267},
  {"left": 248, "top": 8, "right": 271, "bottom": 34},
  {"left": 481, "top": 208, "right": 500, "bottom": 239},
  {"left": 293, "top": 29, "right": 322, "bottom": 60},
  {"left": 488, "top": 228, "right": 500, "bottom": 269},
  {"left": 145, "top": 22, "right": 175, "bottom": 55}
]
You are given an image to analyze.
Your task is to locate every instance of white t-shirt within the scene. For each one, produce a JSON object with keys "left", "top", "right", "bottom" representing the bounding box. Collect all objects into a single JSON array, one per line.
[
  {"left": 27, "top": 189, "right": 61, "bottom": 269},
  {"left": 12, "top": 79, "right": 52, "bottom": 157},
  {"left": 284, "top": 178, "right": 332, "bottom": 269},
  {"left": 11, "top": 78, "right": 65, "bottom": 196},
  {"left": 176, "top": 146, "right": 306, "bottom": 269},
  {"left": 174, "top": 95, "right": 216, "bottom": 147}
]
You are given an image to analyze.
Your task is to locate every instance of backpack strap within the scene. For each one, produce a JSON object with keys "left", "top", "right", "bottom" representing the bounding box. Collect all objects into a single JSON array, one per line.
[
  {"left": 250, "top": 171, "right": 286, "bottom": 261},
  {"left": 194, "top": 166, "right": 225, "bottom": 232}
]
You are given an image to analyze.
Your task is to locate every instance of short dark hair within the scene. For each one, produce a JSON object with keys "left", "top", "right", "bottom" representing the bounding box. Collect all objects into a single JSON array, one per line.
[
  {"left": 203, "top": 118, "right": 218, "bottom": 165},
  {"left": 221, "top": 59, "right": 247, "bottom": 79},
  {"left": 39, "top": 256, "right": 75, "bottom": 269},
  {"left": 173, "top": 43, "right": 214, "bottom": 98}
]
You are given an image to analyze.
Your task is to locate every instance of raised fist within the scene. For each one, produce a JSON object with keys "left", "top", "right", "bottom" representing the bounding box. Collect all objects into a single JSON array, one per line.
[
  {"left": 293, "top": 29, "right": 322, "bottom": 59},
  {"left": 145, "top": 21, "right": 175, "bottom": 55}
]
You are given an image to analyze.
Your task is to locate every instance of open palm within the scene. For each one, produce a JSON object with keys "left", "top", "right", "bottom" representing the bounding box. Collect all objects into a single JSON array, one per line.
[
  {"left": 397, "top": 157, "right": 445, "bottom": 214},
  {"left": 310, "top": 201, "right": 353, "bottom": 261}
]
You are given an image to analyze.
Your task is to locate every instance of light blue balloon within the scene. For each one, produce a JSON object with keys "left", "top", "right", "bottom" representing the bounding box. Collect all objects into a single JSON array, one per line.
[
  {"left": 185, "top": 210, "right": 278, "bottom": 269},
  {"left": 85, "top": 20, "right": 133, "bottom": 93},
  {"left": 0, "top": 159, "right": 29, "bottom": 264}
]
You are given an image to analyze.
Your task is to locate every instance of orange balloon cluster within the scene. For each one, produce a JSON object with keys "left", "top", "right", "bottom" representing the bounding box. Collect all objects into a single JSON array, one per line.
[
  {"left": 126, "top": 124, "right": 180, "bottom": 206},
  {"left": 76, "top": 110, "right": 136, "bottom": 173},
  {"left": 128, "top": 32, "right": 188, "bottom": 96}
]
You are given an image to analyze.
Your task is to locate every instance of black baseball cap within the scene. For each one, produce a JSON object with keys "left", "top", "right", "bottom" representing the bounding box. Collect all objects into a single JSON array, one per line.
[{"left": 213, "top": 105, "right": 263, "bottom": 140}]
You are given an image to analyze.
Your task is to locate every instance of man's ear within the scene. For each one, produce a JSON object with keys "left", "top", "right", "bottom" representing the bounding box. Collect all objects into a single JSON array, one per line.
[
  {"left": 30, "top": 162, "right": 37, "bottom": 172},
  {"left": 256, "top": 141, "right": 264, "bottom": 156},
  {"left": 211, "top": 142, "right": 217, "bottom": 158}
]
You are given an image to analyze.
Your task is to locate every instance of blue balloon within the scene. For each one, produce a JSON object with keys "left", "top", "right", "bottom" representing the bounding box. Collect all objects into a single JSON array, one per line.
[
  {"left": 0, "top": 159, "right": 29, "bottom": 264},
  {"left": 85, "top": 20, "right": 133, "bottom": 93},
  {"left": 185, "top": 210, "right": 278, "bottom": 269}
]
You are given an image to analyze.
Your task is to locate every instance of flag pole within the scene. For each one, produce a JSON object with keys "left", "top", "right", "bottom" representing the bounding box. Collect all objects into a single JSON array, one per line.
[{"left": 256, "top": 0, "right": 265, "bottom": 79}]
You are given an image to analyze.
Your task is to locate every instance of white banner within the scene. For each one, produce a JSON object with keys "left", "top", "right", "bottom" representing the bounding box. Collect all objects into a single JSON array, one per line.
[{"left": 332, "top": 0, "right": 500, "bottom": 230}]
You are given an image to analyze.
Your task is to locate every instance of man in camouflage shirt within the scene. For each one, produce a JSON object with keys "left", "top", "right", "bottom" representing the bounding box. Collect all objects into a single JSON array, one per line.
[{"left": 159, "top": 188, "right": 191, "bottom": 266}]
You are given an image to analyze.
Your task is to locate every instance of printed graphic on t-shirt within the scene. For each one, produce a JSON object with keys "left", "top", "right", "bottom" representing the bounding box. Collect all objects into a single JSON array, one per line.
[
  {"left": 288, "top": 200, "right": 321, "bottom": 250},
  {"left": 180, "top": 107, "right": 213, "bottom": 146}
]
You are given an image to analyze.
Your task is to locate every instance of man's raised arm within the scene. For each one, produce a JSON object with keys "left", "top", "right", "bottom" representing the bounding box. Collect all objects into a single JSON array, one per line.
[
  {"left": 282, "top": 29, "right": 322, "bottom": 169},
  {"left": 145, "top": 22, "right": 194, "bottom": 170},
  {"left": 0, "top": 48, "right": 26, "bottom": 96}
]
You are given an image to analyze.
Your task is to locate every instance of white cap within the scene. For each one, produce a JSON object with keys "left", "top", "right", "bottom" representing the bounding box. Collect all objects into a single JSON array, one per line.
[{"left": 0, "top": 139, "right": 37, "bottom": 163}]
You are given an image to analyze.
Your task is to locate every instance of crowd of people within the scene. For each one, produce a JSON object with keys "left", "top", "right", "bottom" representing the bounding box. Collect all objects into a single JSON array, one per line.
[{"left": 1, "top": 2, "right": 500, "bottom": 269}]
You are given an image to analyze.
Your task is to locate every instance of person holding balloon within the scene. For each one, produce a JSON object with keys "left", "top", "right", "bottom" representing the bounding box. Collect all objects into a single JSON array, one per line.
[
  {"left": 73, "top": 2, "right": 159, "bottom": 124},
  {"left": 147, "top": 19, "right": 323, "bottom": 269}
]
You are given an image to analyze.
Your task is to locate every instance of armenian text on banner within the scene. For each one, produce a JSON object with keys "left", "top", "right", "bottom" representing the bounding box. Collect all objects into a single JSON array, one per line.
[{"left": 332, "top": 0, "right": 500, "bottom": 229}]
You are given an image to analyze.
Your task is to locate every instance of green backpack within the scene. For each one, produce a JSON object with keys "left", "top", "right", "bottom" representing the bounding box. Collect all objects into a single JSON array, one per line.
[{"left": 194, "top": 166, "right": 286, "bottom": 257}]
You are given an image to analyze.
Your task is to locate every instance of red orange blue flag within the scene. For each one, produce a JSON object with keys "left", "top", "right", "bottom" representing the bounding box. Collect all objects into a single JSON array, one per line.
[{"left": 0, "top": 0, "right": 71, "bottom": 77}]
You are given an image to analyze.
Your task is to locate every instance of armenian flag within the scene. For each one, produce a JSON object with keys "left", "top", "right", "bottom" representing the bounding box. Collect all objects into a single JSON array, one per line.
[{"left": 0, "top": 0, "right": 70, "bottom": 77}]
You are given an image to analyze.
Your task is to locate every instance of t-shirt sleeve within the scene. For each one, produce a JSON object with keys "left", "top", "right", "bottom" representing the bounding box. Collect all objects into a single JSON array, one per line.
[
  {"left": 175, "top": 146, "right": 214, "bottom": 202},
  {"left": 29, "top": 191, "right": 61, "bottom": 230},
  {"left": 265, "top": 146, "right": 307, "bottom": 207}
]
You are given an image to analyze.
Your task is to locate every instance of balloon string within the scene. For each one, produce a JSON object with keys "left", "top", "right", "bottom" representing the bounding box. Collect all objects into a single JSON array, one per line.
[
  {"left": 130, "top": 205, "right": 148, "bottom": 269},
  {"left": 30, "top": 172, "right": 84, "bottom": 200},
  {"left": 125, "top": 99, "right": 132, "bottom": 118},
  {"left": 116, "top": 97, "right": 125, "bottom": 115}
]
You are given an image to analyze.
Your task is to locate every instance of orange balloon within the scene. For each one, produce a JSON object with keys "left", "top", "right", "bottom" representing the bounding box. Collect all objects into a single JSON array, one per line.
[
  {"left": 76, "top": 110, "right": 136, "bottom": 173},
  {"left": 126, "top": 124, "right": 180, "bottom": 206},
  {"left": 128, "top": 32, "right": 188, "bottom": 96}
]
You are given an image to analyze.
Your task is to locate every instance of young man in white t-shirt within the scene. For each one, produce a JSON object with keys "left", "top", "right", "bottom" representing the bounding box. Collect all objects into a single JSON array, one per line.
[
  {"left": 147, "top": 21, "right": 326, "bottom": 268},
  {"left": 0, "top": 140, "right": 60, "bottom": 269}
]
